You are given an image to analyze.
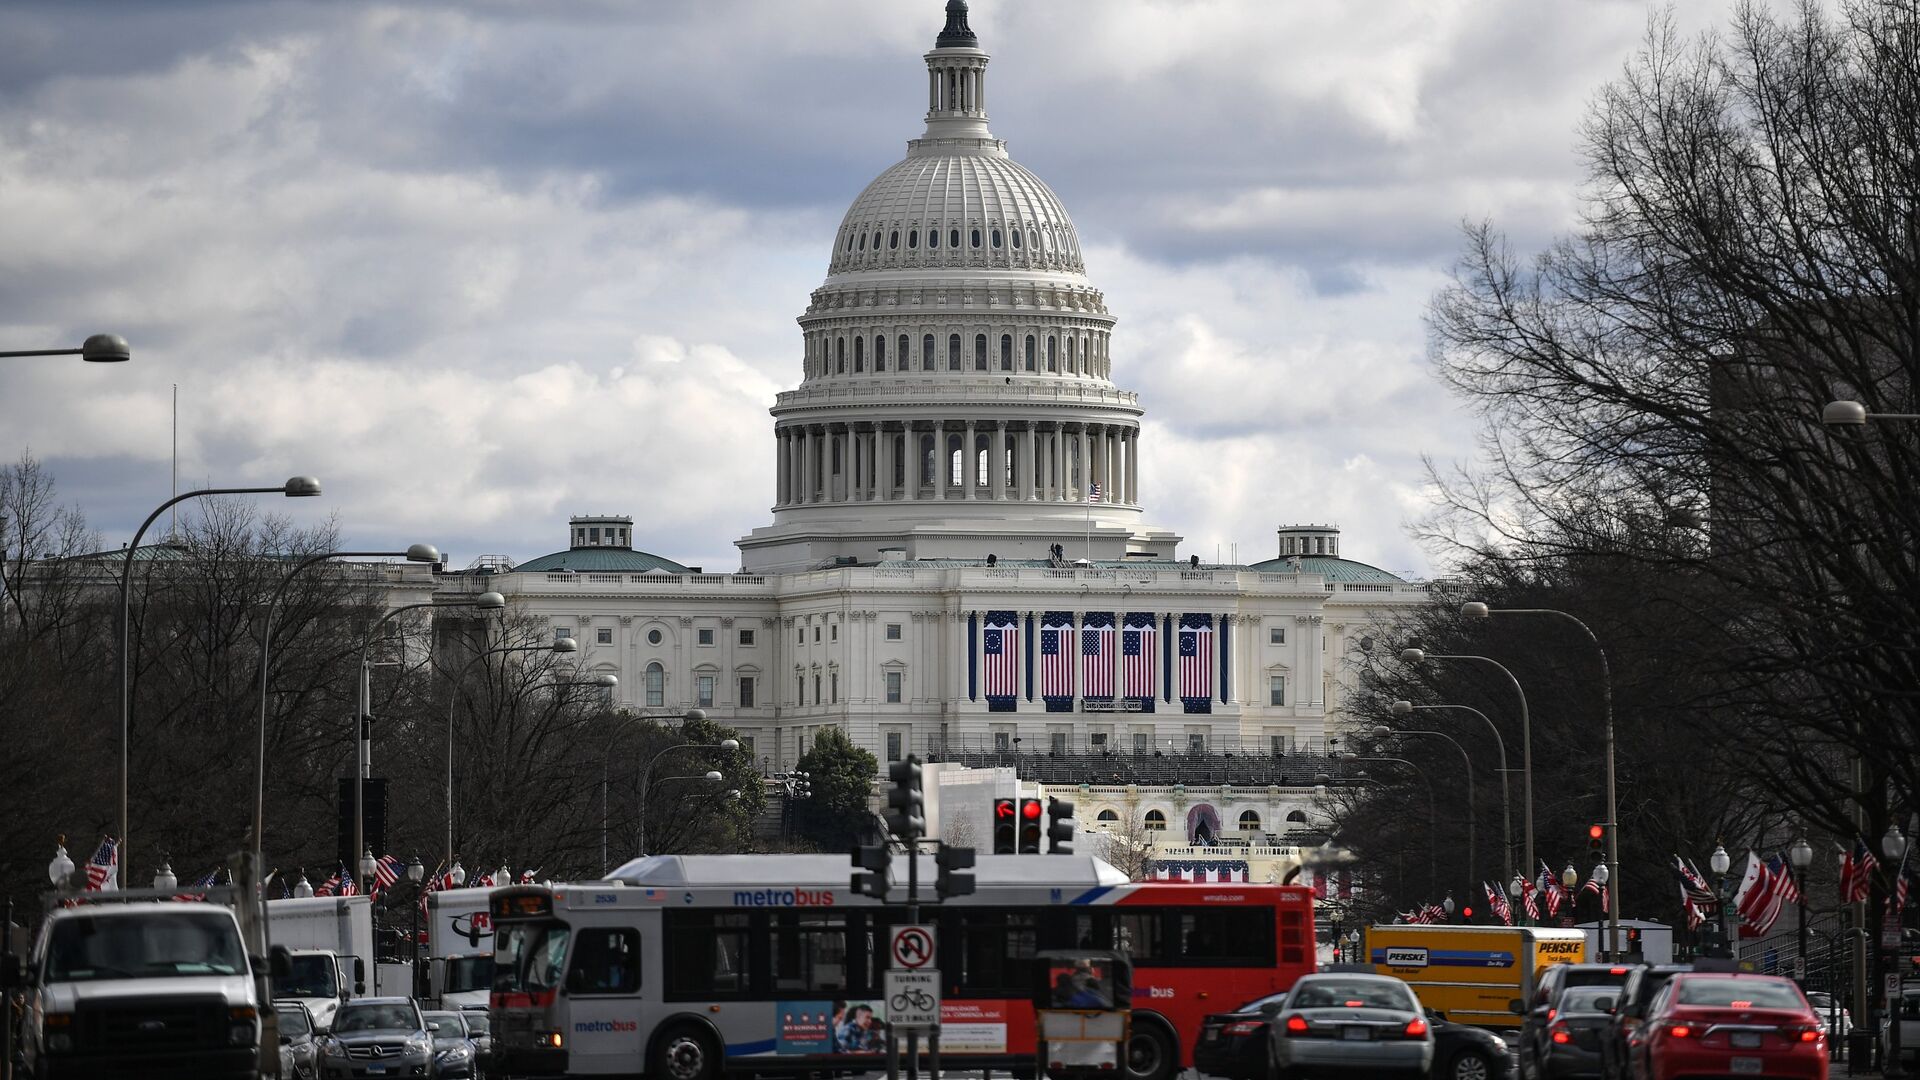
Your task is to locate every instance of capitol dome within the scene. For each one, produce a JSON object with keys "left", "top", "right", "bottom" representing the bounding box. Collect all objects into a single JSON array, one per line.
[{"left": 737, "top": 0, "right": 1184, "bottom": 572}]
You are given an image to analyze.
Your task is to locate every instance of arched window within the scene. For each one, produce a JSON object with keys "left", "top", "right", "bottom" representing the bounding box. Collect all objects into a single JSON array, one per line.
[
  {"left": 1024, "top": 335, "right": 1036, "bottom": 371},
  {"left": 845, "top": 234, "right": 854, "bottom": 252},
  {"left": 1011, "top": 229, "right": 1022, "bottom": 249},
  {"left": 1047, "top": 336, "right": 1057, "bottom": 372},
  {"left": 949, "top": 434, "right": 964, "bottom": 487},
  {"left": 923, "top": 334, "right": 936, "bottom": 371},
  {"left": 1028, "top": 229, "right": 1038, "bottom": 250},
  {"left": 858, "top": 233, "right": 867, "bottom": 251},
  {"left": 1144, "top": 810, "right": 1167, "bottom": 831},
  {"left": 1238, "top": 810, "right": 1262, "bottom": 832},
  {"left": 1000, "top": 335, "right": 1013, "bottom": 371},
  {"left": 1285, "top": 810, "right": 1309, "bottom": 825},
  {"left": 927, "top": 229, "right": 937, "bottom": 250},
  {"left": 854, "top": 336, "right": 864, "bottom": 372},
  {"left": 974, "top": 334, "right": 988, "bottom": 371},
  {"left": 991, "top": 228, "right": 1003, "bottom": 248},
  {"left": 948, "top": 334, "right": 961, "bottom": 370},
  {"left": 1066, "top": 336, "right": 1076, "bottom": 373},
  {"left": 644, "top": 663, "right": 664, "bottom": 707},
  {"left": 951, "top": 228, "right": 962, "bottom": 249},
  {"left": 873, "top": 231, "right": 882, "bottom": 251},
  {"left": 874, "top": 335, "right": 885, "bottom": 371},
  {"left": 836, "top": 337, "right": 846, "bottom": 374},
  {"left": 970, "top": 228, "right": 981, "bottom": 249},
  {"left": 908, "top": 229, "right": 918, "bottom": 250},
  {"left": 1097, "top": 809, "right": 1119, "bottom": 824},
  {"left": 889, "top": 230, "right": 899, "bottom": 250},
  {"left": 899, "top": 335, "right": 910, "bottom": 370}
]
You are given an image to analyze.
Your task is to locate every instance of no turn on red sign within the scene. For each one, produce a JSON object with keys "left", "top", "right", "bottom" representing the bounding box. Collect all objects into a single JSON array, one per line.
[{"left": 891, "top": 924, "right": 936, "bottom": 969}]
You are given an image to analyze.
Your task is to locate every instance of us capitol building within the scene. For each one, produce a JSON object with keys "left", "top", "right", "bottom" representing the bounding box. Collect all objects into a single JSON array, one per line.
[{"left": 438, "top": 2, "right": 1427, "bottom": 860}]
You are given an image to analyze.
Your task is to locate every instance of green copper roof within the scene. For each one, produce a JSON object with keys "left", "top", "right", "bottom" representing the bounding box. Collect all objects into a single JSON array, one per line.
[
  {"left": 515, "top": 548, "right": 690, "bottom": 574},
  {"left": 1246, "top": 554, "right": 1407, "bottom": 584}
]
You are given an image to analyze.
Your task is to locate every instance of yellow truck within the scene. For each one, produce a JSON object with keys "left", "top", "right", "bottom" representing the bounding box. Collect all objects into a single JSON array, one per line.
[{"left": 1359, "top": 924, "right": 1588, "bottom": 1029}]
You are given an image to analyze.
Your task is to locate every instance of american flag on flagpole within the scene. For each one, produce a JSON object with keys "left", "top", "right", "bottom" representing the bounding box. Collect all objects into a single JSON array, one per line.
[
  {"left": 339, "top": 865, "right": 360, "bottom": 897},
  {"left": 175, "top": 870, "right": 220, "bottom": 903},
  {"left": 1842, "top": 838, "right": 1878, "bottom": 904},
  {"left": 371, "top": 854, "right": 404, "bottom": 894},
  {"left": 1088, "top": 482, "right": 1102, "bottom": 503},
  {"left": 84, "top": 837, "right": 118, "bottom": 892},
  {"left": 1886, "top": 840, "right": 1911, "bottom": 925},
  {"left": 1082, "top": 619, "right": 1113, "bottom": 697},
  {"left": 1122, "top": 615, "right": 1156, "bottom": 699},
  {"left": 314, "top": 869, "right": 340, "bottom": 897},
  {"left": 1521, "top": 876, "right": 1540, "bottom": 921},
  {"left": 1178, "top": 618, "right": 1213, "bottom": 700},
  {"left": 1673, "top": 854, "right": 1718, "bottom": 907},
  {"left": 1486, "top": 881, "right": 1514, "bottom": 926},
  {"left": 1773, "top": 855, "right": 1802, "bottom": 905},
  {"left": 1680, "top": 884, "right": 1705, "bottom": 929},
  {"left": 1040, "top": 619, "right": 1073, "bottom": 699},
  {"left": 983, "top": 615, "right": 1018, "bottom": 698}
]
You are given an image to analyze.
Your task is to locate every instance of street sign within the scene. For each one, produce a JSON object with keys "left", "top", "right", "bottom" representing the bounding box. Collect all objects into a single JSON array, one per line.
[
  {"left": 1884, "top": 928, "right": 1904, "bottom": 950},
  {"left": 885, "top": 968, "right": 940, "bottom": 1028},
  {"left": 891, "top": 924, "right": 936, "bottom": 969},
  {"left": 1888, "top": 973, "right": 1902, "bottom": 998}
]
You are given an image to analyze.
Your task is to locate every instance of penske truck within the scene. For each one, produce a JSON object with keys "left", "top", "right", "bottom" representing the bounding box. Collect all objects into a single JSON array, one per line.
[{"left": 1361, "top": 924, "right": 1588, "bottom": 1029}]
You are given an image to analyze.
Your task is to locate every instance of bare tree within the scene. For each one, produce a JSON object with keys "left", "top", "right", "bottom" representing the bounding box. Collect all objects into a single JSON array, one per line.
[{"left": 1093, "top": 793, "right": 1155, "bottom": 880}]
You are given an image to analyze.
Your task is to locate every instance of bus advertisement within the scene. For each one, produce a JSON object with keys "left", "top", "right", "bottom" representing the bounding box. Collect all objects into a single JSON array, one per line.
[{"left": 489, "top": 853, "right": 1316, "bottom": 1079}]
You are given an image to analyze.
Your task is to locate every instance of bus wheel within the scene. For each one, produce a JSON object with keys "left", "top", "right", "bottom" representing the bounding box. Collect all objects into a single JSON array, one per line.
[
  {"left": 654, "top": 1024, "right": 721, "bottom": 1080},
  {"left": 1123, "top": 1021, "right": 1175, "bottom": 1080}
]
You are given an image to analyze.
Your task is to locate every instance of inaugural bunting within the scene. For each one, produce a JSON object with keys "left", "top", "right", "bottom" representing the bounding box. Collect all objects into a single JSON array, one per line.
[
  {"left": 1081, "top": 614, "right": 1115, "bottom": 698},
  {"left": 1041, "top": 612, "right": 1075, "bottom": 709},
  {"left": 1179, "top": 614, "right": 1214, "bottom": 712},
  {"left": 1122, "top": 612, "right": 1157, "bottom": 701},
  {"left": 984, "top": 610, "right": 1018, "bottom": 706}
]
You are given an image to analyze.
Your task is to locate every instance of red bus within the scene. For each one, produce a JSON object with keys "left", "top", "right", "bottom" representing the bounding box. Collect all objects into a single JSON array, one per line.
[{"left": 490, "top": 853, "right": 1315, "bottom": 1079}]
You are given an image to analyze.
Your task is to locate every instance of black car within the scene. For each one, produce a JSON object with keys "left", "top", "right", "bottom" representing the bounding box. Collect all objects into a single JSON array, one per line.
[
  {"left": 1519, "top": 964, "right": 1634, "bottom": 1080},
  {"left": 1535, "top": 984, "right": 1617, "bottom": 1079},
  {"left": 1599, "top": 964, "right": 1689, "bottom": 1079},
  {"left": 1195, "top": 993, "right": 1511, "bottom": 1080}
]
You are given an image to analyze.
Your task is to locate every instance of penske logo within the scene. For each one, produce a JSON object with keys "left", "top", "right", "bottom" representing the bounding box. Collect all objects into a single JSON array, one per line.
[{"left": 1385, "top": 947, "right": 1429, "bottom": 968}]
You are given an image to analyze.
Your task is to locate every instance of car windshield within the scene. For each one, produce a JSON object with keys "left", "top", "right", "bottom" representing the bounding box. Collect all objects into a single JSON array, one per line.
[
  {"left": 1560, "top": 987, "right": 1615, "bottom": 1012},
  {"left": 273, "top": 954, "right": 339, "bottom": 999},
  {"left": 462, "top": 1013, "right": 491, "bottom": 1034},
  {"left": 1675, "top": 979, "right": 1804, "bottom": 1009},
  {"left": 46, "top": 911, "right": 247, "bottom": 981},
  {"left": 445, "top": 955, "right": 493, "bottom": 994},
  {"left": 335, "top": 1004, "right": 420, "bottom": 1032},
  {"left": 1290, "top": 979, "right": 1414, "bottom": 1011},
  {"left": 275, "top": 1007, "right": 312, "bottom": 1036},
  {"left": 424, "top": 1014, "right": 467, "bottom": 1038}
]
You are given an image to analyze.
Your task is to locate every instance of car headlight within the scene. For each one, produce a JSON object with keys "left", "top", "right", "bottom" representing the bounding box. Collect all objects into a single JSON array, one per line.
[
  {"left": 439, "top": 1045, "right": 473, "bottom": 1061},
  {"left": 322, "top": 1040, "right": 351, "bottom": 1059},
  {"left": 408, "top": 1036, "right": 432, "bottom": 1055}
]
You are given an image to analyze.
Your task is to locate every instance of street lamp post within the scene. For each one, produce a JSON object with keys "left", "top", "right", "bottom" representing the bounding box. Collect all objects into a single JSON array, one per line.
[
  {"left": 352, "top": 593, "right": 505, "bottom": 893},
  {"left": 1710, "top": 843, "right": 1735, "bottom": 960},
  {"left": 1374, "top": 723, "right": 1475, "bottom": 900},
  {"left": 1461, "top": 601, "right": 1623, "bottom": 962},
  {"left": 121, "top": 476, "right": 322, "bottom": 876},
  {"left": 444, "top": 637, "right": 579, "bottom": 868},
  {"left": 1399, "top": 647, "right": 1536, "bottom": 905},
  {"left": 1884, "top": 823, "right": 1909, "bottom": 1079},
  {"left": 1790, "top": 836, "right": 1813, "bottom": 982},
  {"left": 0, "top": 334, "right": 130, "bottom": 362},
  {"left": 633, "top": 712, "right": 740, "bottom": 858},
  {"left": 1342, "top": 753, "right": 1438, "bottom": 898},
  {"left": 405, "top": 856, "right": 425, "bottom": 997},
  {"left": 255, "top": 544, "right": 440, "bottom": 865},
  {"left": 1393, "top": 700, "right": 1513, "bottom": 890}
]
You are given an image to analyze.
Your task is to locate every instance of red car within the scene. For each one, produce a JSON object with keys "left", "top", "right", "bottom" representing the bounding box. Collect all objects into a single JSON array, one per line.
[{"left": 1631, "top": 972, "right": 1827, "bottom": 1080}]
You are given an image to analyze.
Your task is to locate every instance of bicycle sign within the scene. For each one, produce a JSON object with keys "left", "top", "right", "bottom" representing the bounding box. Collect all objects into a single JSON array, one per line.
[{"left": 884, "top": 968, "right": 940, "bottom": 1028}]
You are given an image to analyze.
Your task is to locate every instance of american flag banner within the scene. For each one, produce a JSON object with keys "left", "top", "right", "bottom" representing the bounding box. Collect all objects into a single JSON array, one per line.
[
  {"left": 1842, "top": 838, "right": 1878, "bottom": 904},
  {"left": 1486, "top": 881, "right": 1514, "bottom": 926},
  {"left": 1772, "top": 855, "right": 1802, "bottom": 905},
  {"left": 1081, "top": 615, "right": 1114, "bottom": 697},
  {"left": 175, "top": 870, "right": 220, "bottom": 903},
  {"left": 1122, "top": 613, "right": 1156, "bottom": 699},
  {"left": 314, "top": 869, "right": 340, "bottom": 897},
  {"left": 1538, "top": 863, "right": 1567, "bottom": 917},
  {"left": 1680, "top": 885, "right": 1706, "bottom": 929},
  {"left": 371, "top": 854, "right": 404, "bottom": 894},
  {"left": 1178, "top": 615, "right": 1214, "bottom": 704},
  {"left": 1040, "top": 613, "right": 1074, "bottom": 700},
  {"left": 1310, "top": 869, "right": 1327, "bottom": 900},
  {"left": 470, "top": 870, "right": 494, "bottom": 888},
  {"left": 339, "top": 866, "right": 360, "bottom": 897},
  {"left": 84, "top": 837, "right": 118, "bottom": 892},
  {"left": 1886, "top": 842, "right": 1911, "bottom": 925},
  {"left": 1521, "top": 877, "right": 1540, "bottom": 921},
  {"left": 983, "top": 611, "right": 1018, "bottom": 699},
  {"left": 1673, "top": 854, "right": 1718, "bottom": 907}
]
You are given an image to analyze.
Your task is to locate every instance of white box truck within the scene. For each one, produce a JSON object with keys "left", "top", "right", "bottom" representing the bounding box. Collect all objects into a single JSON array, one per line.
[
  {"left": 426, "top": 886, "right": 495, "bottom": 1010},
  {"left": 265, "top": 895, "right": 372, "bottom": 1032}
]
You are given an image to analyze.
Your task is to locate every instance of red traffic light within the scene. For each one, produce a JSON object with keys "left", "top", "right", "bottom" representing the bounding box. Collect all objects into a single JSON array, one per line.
[
  {"left": 1022, "top": 800, "right": 1043, "bottom": 819},
  {"left": 1462, "top": 906, "right": 1474, "bottom": 918},
  {"left": 1588, "top": 824, "right": 1605, "bottom": 840},
  {"left": 995, "top": 799, "right": 1016, "bottom": 818}
]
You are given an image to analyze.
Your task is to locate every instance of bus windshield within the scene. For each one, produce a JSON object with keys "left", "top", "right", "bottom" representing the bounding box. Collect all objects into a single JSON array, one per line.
[
  {"left": 495, "top": 922, "right": 569, "bottom": 993},
  {"left": 273, "top": 954, "right": 339, "bottom": 999},
  {"left": 446, "top": 955, "right": 493, "bottom": 994}
]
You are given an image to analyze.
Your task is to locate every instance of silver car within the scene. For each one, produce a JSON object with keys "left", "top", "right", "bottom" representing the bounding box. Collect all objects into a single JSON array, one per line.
[
  {"left": 275, "top": 1000, "right": 321, "bottom": 1080},
  {"left": 1264, "top": 972, "right": 1434, "bottom": 1078}
]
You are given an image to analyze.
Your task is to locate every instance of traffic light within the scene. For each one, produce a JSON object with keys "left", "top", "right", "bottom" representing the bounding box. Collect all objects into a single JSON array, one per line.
[
  {"left": 1018, "top": 798, "right": 1043, "bottom": 854},
  {"left": 993, "top": 799, "right": 1017, "bottom": 854},
  {"left": 1046, "top": 797, "right": 1076, "bottom": 855},
  {"left": 1588, "top": 824, "right": 1606, "bottom": 855},
  {"left": 850, "top": 844, "right": 891, "bottom": 899},
  {"left": 886, "top": 756, "right": 925, "bottom": 840},
  {"left": 1462, "top": 905, "right": 1475, "bottom": 921},
  {"left": 936, "top": 845, "right": 976, "bottom": 899}
]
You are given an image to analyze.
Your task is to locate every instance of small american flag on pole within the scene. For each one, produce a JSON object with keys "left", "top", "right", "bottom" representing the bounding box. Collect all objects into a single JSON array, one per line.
[
  {"left": 84, "top": 837, "right": 118, "bottom": 892},
  {"left": 983, "top": 614, "right": 1018, "bottom": 698},
  {"left": 1087, "top": 481, "right": 1101, "bottom": 503},
  {"left": 1486, "top": 881, "right": 1514, "bottom": 926},
  {"left": 1082, "top": 619, "right": 1113, "bottom": 697},
  {"left": 372, "top": 854, "right": 404, "bottom": 894},
  {"left": 1040, "top": 618, "right": 1073, "bottom": 698},
  {"left": 1842, "top": 838, "right": 1878, "bottom": 904}
]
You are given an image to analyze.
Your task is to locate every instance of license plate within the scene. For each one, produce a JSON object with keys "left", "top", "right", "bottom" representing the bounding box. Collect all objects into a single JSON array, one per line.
[
  {"left": 1730, "top": 1057, "right": 1762, "bottom": 1074},
  {"left": 1731, "top": 1032, "right": 1763, "bottom": 1049},
  {"left": 365, "top": 1068, "right": 387, "bottom": 1077},
  {"left": 1342, "top": 1026, "right": 1370, "bottom": 1041}
]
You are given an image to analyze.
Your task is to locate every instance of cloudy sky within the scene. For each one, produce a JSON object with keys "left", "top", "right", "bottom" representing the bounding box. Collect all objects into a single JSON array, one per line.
[{"left": 0, "top": 0, "right": 1760, "bottom": 576}]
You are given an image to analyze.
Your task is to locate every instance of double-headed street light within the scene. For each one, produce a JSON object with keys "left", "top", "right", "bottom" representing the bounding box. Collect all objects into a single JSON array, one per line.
[
  {"left": 1341, "top": 752, "right": 1437, "bottom": 898},
  {"left": 255, "top": 544, "right": 441, "bottom": 867},
  {"left": 1394, "top": 699, "right": 1513, "bottom": 889},
  {"left": 1460, "top": 600, "right": 1623, "bottom": 959},
  {"left": 1374, "top": 724, "right": 1476, "bottom": 895},
  {"left": 0, "top": 334, "right": 130, "bottom": 362},
  {"left": 635, "top": 715, "right": 741, "bottom": 859},
  {"left": 121, "top": 476, "right": 322, "bottom": 877},
  {"left": 445, "top": 637, "right": 580, "bottom": 868}
]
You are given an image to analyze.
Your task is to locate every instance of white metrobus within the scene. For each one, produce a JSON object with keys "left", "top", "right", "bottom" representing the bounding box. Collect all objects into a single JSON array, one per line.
[{"left": 489, "top": 853, "right": 1316, "bottom": 1080}]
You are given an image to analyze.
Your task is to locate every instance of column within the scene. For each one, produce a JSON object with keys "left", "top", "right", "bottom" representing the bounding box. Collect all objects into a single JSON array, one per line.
[
  {"left": 903, "top": 425, "right": 920, "bottom": 502},
  {"left": 1127, "top": 431, "right": 1140, "bottom": 506},
  {"left": 963, "top": 420, "right": 978, "bottom": 499},
  {"left": 1021, "top": 424, "right": 1037, "bottom": 500},
  {"left": 878, "top": 425, "right": 893, "bottom": 502},
  {"left": 850, "top": 426, "right": 865, "bottom": 503},
  {"left": 933, "top": 420, "right": 947, "bottom": 500},
  {"left": 776, "top": 429, "right": 791, "bottom": 506},
  {"left": 929, "top": 70, "right": 938, "bottom": 112},
  {"left": 1076, "top": 425, "right": 1090, "bottom": 502},
  {"left": 1104, "top": 429, "right": 1118, "bottom": 502},
  {"left": 800, "top": 428, "right": 815, "bottom": 504},
  {"left": 991, "top": 420, "right": 1008, "bottom": 500}
]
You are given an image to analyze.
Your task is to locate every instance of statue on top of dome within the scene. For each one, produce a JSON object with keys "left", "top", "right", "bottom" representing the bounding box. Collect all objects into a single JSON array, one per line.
[{"left": 936, "top": 0, "right": 978, "bottom": 48}]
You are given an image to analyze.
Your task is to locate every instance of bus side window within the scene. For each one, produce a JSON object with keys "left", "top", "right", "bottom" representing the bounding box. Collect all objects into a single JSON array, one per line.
[
  {"left": 1114, "top": 912, "right": 1168, "bottom": 967},
  {"left": 567, "top": 928, "right": 641, "bottom": 996},
  {"left": 664, "top": 912, "right": 751, "bottom": 999},
  {"left": 771, "top": 913, "right": 849, "bottom": 993},
  {"left": 1278, "top": 910, "right": 1307, "bottom": 965},
  {"left": 1172, "top": 910, "right": 1276, "bottom": 967}
]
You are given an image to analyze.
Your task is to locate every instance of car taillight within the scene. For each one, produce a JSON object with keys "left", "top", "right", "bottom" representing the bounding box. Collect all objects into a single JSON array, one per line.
[
  {"left": 1285, "top": 1016, "right": 1310, "bottom": 1036},
  {"left": 1550, "top": 1025, "right": 1571, "bottom": 1045},
  {"left": 1404, "top": 1018, "right": 1428, "bottom": 1038},
  {"left": 1223, "top": 1022, "right": 1264, "bottom": 1037},
  {"left": 1666, "top": 1023, "right": 1692, "bottom": 1038},
  {"left": 1793, "top": 1026, "right": 1821, "bottom": 1043},
  {"left": 1546, "top": 1008, "right": 1557, "bottom": 1021},
  {"left": 1610, "top": 967, "right": 1629, "bottom": 975}
]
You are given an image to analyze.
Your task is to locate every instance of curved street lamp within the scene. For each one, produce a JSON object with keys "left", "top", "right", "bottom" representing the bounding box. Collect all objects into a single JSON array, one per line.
[
  {"left": 1822, "top": 399, "right": 1920, "bottom": 425},
  {"left": 0, "top": 334, "right": 130, "bottom": 362},
  {"left": 121, "top": 475, "right": 322, "bottom": 875},
  {"left": 444, "top": 636, "right": 578, "bottom": 868},
  {"left": 1341, "top": 752, "right": 1438, "bottom": 898},
  {"left": 633, "top": 720, "right": 741, "bottom": 859},
  {"left": 255, "top": 544, "right": 441, "bottom": 866},
  {"left": 1394, "top": 699, "right": 1512, "bottom": 889},
  {"left": 1374, "top": 722, "right": 1476, "bottom": 893}
]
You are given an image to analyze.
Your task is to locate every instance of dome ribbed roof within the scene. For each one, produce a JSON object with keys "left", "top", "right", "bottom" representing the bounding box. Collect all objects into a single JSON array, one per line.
[
  {"left": 514, "top": 548, "right": 689, "bottom": 574},
  {"left": 828, "top": 153, "right": 1086, "bottom": 276},
  {"left": 1246, "top": 555, "right": 1408, "bottom": 584}
]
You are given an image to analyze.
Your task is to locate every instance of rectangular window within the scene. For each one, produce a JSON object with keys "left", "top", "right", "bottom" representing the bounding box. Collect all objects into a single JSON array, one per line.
[
  {"left": 698, "top": 628, "right": 715, "bottom": 646},
  {"left": 1133, "top": 733, "right": 1149, "bottom": 754},
  {"left": 663, "top": 912, "right": 751, "bottom": 998},
  {"left": 886, "top": 671, "right": 903, "bottom": 703},
  {"left": 596, "top": 627, "right": 613, "bottom": 645},
  {"left": 1050, "top": 732, "right": 1068, "bottom": 754},
  {"left": 566, "top": 927, "right": 640, "bottom": 995},
  {"left": 798, "top": 626, "right": 805, "bottom": 644},
  {"left": 886, "top": 731, "right": 903, "bottom": 761},
  {"left": 1269, "top": 734, "right": 1286, "bottom": 756},
  {"left": 994, "top": 731, "right": 1012, "bottom": 752},
  {"left": 1269, "top": 626, "right": 1285, "bottom": 645},
  {"left": 955, "top": 911, "right": 1039, "bottom": 996},
  {"left": 697, "top": 675, "right": 715, "bottom": 707},
  {"left": 1269, "top": 676, "right": 1286, "bottom": 706},
  {"left": 830, "top": 673, "right": 839, "bottom": 703},
  {"left": 1186, "top": 733, "right": 1205, "bottom": 754},
  {"left": 797, "top": 675, "right": 806, "bottom": 704},
  {"left": 831, "top": 623, "right": 839, "bottom": 642},
  {"left": 813, "top": 675, "right": 821, "bottom": 704},
  {"left": 740, "top": 629, "right": 756, "bottom": 646},
  {"left": 814, "top": 626, "right": 822, "bottom": 643},
  {"left": 1090, "top": 732, "right": 1108, "bottom": 751},
  {"left": 741, "top": 735, "right": 755, "bottom": 756},
  {"left": 1114, "top": 911, "right": 1167, "bottom": 966},
  {"left": 886, "top": 623, "right": 903, "bottom": 641},
  {"left": 770, "top": 913, "right": 849, "bottom": 993},
  {"left": 554, "top": 627, "right": 573, "bottom": 643},
  {"left": 1172, "top": 909, "right": 1277, "bottom": 968},
  {"left": 739, "top": 677, "right": 755, "bottom": 708}
]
